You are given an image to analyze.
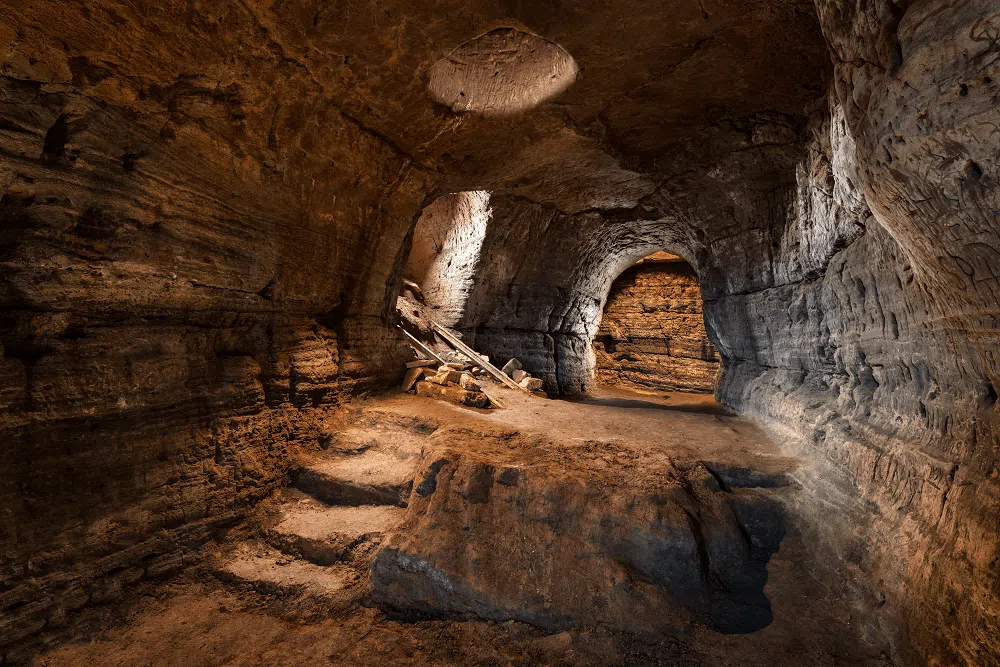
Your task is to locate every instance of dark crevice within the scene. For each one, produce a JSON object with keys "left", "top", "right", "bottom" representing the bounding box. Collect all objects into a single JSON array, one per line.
[{"left": 41, "top": 113, "right": 69, "bottom": 159}]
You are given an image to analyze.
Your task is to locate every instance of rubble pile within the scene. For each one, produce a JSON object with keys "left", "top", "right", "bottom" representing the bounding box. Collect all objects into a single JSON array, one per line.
[
  {"left": 397, "top": 282, "right": 547, "bottom": 407},
  {"left": 400, "top": 354, "right": 495, "bottom": 409},
  {"left": 499, "top": 358, "right": 546, "bottom": 395}
]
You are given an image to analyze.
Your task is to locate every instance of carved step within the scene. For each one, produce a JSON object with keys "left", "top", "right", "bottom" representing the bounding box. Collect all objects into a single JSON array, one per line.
[
  {"left": 264, "top": 491, "right": 406, "bottom": 565},
  {"left": 216, "top": 543, "right": 362, "bottom": 607},
  {"left": 294, "top": 449, "right": 417, "bottom": 507}
]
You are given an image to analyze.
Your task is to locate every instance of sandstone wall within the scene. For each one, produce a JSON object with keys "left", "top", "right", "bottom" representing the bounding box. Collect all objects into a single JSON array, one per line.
[
  {"left": 0, "top": 2, "right": 432, "bottom": 655},
  {"left": 593, "top": 255, "right": 719, "bottom": 393},
  {"left": 708, "top": 3, "right": 1000, "bottom": 663},
  {"left": 403, "top": 191, "right": 490, "bottom": 328}
]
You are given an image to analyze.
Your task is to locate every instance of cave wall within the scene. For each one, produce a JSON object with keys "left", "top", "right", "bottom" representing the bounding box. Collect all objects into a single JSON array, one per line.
[
  {"left": 0, "top": 2, "right": 434, "bottom": 655},
  {"left": 456, "top": 194, "right": 693, "bottom": 395},
  {"left": 403, "top": 191, "right": 490, "bottom": 328},
  {"left": 709, "top": 3, "right": 1000, "bottom": 663},
  {"left": 594, "top": 255, "right": 719, "bottom": 393}
]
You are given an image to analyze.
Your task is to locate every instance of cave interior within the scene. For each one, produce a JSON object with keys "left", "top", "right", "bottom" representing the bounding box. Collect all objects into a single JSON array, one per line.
[{"left": 2, "top": 1, "right": 1000, "bottom": 665}]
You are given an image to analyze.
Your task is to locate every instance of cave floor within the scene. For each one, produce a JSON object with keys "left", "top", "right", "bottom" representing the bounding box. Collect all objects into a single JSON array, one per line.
[{"left": 34, "top": 386, "right": 892, "bottom": 667}]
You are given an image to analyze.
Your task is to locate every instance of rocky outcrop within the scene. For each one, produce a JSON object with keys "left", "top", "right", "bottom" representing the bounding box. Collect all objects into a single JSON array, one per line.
[
  {"left": 373, "top": 440, "right": 789, "bottom": 636},
  {"left": 594, "top": 253, "right": 719, "bottom": 393}
]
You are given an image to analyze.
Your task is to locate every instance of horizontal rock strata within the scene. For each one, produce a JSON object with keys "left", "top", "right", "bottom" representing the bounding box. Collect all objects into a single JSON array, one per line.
[{"left": 594, "top": 254, "right": 719, "bottom": 393}]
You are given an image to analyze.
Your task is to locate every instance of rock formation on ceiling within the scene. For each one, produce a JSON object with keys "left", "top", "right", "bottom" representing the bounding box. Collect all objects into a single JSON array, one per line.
[
  {"left": 593, "top": 252, "right": 719, "bottom": 393},
  {"left": 1, "top": 0, "right": 999, "bottom": 664}
]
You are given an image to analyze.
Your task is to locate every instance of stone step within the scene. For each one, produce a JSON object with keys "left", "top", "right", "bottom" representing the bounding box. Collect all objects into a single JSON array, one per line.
[
  {"left": 217, "top": 543, "right": 362, "bottom": 606},
  {"left": 294, "top": 448, "right": 418, "bottom": 507},
  {"left": 328, "top": 423, "right": 429, "bottom": 456},
  {"left": 265, "top": 492, "right": 406, "bottom": 565}
]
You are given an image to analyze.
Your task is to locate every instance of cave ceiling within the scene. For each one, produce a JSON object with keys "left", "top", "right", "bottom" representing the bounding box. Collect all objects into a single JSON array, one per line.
[{"left": 3, "top": 0, "right": 831, "bottom": 215}]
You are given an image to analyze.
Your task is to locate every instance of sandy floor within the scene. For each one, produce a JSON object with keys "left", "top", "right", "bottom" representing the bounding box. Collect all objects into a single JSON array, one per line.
[
  {"left": 387, "top": 383, "right": 798, "bottom": 471},
  {"left": 32, "top": 386, "right": 893, "bottom": 667}
]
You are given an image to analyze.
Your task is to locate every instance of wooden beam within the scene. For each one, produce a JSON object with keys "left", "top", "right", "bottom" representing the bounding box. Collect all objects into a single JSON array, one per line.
[
  {"left": 430, "top": 321, "right": 532, "bottom": 395},
  {"left": 397, "top": 326, "right": 447, "bottom": 367}
]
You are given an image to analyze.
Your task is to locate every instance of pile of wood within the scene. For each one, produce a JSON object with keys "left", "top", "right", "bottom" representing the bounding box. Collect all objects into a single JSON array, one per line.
[
  {"left": 401, "top": 357, "right": 496, "bottom": 409},
  {"left": 397, "top": 317, "right": 549, "bottom": 409}
]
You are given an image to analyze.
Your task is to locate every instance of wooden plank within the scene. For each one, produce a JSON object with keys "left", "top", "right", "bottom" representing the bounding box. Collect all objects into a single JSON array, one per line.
[
  {"left": 400, "top": 324, "right": 506, "bottom": 408},
  {"left": 430, "top": 322, "right": 532, "bottom": 395},
  {"left": 477, "top": 386, "right": 505, "bottom": 409},
  {"left": 397, "top": 326, "right": 447, "bottom": 367}
]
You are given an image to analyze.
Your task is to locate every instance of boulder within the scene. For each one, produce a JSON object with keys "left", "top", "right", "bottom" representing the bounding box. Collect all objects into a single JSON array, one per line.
[
  {"left": 459, "top": 374, "right": 481, "bottom": 392},
  {"left": 501, "top": 359, "right": 522, "bottom": 377},
  {"left": 372, "top": 452, "right": 786, "bottom": 636},
  {"left": 428, "top": 369, "right": 462, "bottom": 386},
  {"left": 403, "top": 367, "right": 439, "bottom": 391},
  {"left": 402, "top": 367, "right": 425, "bottom": 391},
  {"left": 519, "top": 377, "right": 544, "bottom": 392},
  {"left": 512, "top": 369, "right": 529, "bottom": 383}
]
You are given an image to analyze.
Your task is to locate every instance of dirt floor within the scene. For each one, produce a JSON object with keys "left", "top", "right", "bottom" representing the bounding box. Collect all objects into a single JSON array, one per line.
[{"left": 31, "top": 385, "right": 894, "bottom": 666}]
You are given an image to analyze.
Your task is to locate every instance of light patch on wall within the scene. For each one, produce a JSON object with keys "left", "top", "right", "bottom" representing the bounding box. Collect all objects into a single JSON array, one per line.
[
  {"left": 428, "top": 29, "right": 578, "bottom": 116},
  {"left": 404, "top": 191, "right": 491, "bottom": 327}
]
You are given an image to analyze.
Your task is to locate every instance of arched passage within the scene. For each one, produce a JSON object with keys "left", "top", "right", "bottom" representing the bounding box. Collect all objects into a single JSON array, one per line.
[{"left": 594, "top": 252, "right": 720, "bottom": 393}]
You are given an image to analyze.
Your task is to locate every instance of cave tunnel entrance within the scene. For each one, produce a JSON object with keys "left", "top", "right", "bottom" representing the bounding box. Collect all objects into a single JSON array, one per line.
[
  {"left": 593, "top": 252, "right": 720, "bottom": 394},
  {"left": 398, "top": 190, "right": 490, "bottom": 329}
]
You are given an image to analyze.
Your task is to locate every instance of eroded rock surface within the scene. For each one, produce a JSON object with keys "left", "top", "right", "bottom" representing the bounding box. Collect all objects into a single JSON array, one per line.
[
  {"left": 373, "top": 447, "right": 786, "bottom": 635},
  {"left": 594, "top": 253, "right": 719, "bottom": 393}
]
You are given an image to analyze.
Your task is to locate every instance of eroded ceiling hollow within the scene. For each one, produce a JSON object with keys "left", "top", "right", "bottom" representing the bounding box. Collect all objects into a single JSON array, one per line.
[{"left": 427, "top": 28, "right": 579, "bottom": 116}]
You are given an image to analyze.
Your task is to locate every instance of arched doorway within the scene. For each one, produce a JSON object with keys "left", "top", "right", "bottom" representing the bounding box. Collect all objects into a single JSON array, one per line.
[{"left": 593, "top": 252, "right": 719, "bottom": 393}]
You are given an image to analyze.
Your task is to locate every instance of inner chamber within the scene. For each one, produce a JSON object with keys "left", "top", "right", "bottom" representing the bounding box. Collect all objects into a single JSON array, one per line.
[{"left": 593, "top": 252, "right": 719, "bottom": 394}]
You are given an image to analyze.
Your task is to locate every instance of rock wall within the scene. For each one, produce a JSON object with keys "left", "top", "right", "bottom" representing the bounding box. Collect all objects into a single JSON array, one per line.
[
  {"left": 403, "top": 191, "right": 490, "bottom": 328},
  {"left": 593, "top": 253, "right": 719, "bottom": 393},
  {"left": 0, "top": 2, "right": 431, "bottom": 656},
  {"left": 708, "top": 3, "right": 1000, "bottom": 663}
]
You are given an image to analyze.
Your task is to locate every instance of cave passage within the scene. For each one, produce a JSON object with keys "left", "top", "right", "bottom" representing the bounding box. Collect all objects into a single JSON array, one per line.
[
  {"left": 594, "top": 252, "right": 720, "bottom": 394},
  {"left": 3, "top": 2, "right": 1000, "bottom": 666}
]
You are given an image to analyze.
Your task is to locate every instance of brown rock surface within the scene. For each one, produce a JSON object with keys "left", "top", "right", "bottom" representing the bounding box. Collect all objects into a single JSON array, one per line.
[
  {"left": 594, "top": 254, "right": 719, "bottom": 393},
  {"left": 415, "top": 381, "right": 491, "bottom": 409},
  {"left": 2, "top": 0, "right": 1000, "bottom": 664}
]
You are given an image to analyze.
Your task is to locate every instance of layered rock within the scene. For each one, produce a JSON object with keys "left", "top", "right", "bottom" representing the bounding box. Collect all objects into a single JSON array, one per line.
[
  {"left": 710, "top": 4, "right": 1000, "bottom": 663},
  {"left": 0, "top": 1, "right": 429, "bottom": 653},
  {"left": 594, "top": 253, "right": 719, "bottom": 393}
]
